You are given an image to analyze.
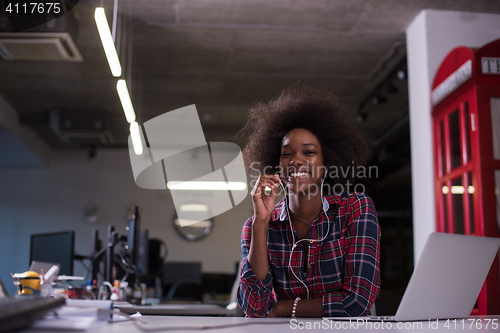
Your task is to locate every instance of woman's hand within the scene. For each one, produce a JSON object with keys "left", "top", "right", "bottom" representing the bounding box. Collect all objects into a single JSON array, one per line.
[
  {"left": 247, "top": 174, "right": 281, "bottom": 281},
  {"left": 267, "top": 299, "right": 326, "bottom": 318},
  {"left": 267, "top": 300, "right": 291, "bottom": 317},
  {"left": 251, "top": 174, "right": 281, "bottom": 224}
]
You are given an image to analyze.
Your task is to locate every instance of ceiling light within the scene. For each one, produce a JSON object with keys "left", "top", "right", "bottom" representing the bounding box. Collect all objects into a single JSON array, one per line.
[
  {"left": 116, "top": 79, "right": 136, "bottom": 123},
  {"left": 179, "top": 204, "right": 210, "bottom": 212},
  {"left": 174, "top": 219, "right": 213, "bottom": 228},
  {"left": 441, "top": 186, "right": 475, "bottom": 194},
  {"left": 167, "top": 181, "right": 247, "bottom": 191},
  {"left": 129, "top": 122, "right": 143, "bottom": 155},
  {"left": 95, "top": 7, "right": 122, "bottom": 77}
]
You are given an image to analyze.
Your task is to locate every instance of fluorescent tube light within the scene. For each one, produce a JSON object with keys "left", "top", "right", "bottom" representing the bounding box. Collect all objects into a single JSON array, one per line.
[
  {"left": 130, "top": 122, "right": 143, "bottom": 155},
  {"left": 442, "top": 186, "right": 475, "bottom": 194},
  {"left": 167, "top": 181, "right": 247, "bottom": 191},
  {"left": 179, "top": 204, "right": 210, "bottom": 212},
  {"left": 117, "top": 79, "right": 136, "bottom": 123},
  {"left": 450, "top": 186, "right": 465, "bottom": 194},
  {"left": 175, "top": 219, "right": 213, "bottom": 228},
  {"left": 95, "top": 7, "right": 122, "bottom": 77}
]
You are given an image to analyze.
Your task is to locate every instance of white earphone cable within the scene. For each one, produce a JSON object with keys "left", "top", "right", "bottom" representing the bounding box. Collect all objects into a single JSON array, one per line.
[{"left": 279, "top": 173, "right": 330, "bottom": 300}]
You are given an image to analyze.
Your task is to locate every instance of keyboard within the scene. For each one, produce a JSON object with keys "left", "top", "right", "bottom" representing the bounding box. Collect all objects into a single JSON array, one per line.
[{"left": 0, "top": 296, "right": 66, "bottom": 332}]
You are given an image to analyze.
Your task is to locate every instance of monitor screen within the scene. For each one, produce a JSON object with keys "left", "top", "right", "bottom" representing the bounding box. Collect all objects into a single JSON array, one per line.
[
  {"left": 30, "top": 231, "right": 75, "bottom": 276},
  {"left": 137, "top": 229, "right": 149, "bottom": 276},
  {"left": 127, "top": 206, "right": 140, "bottom": 270}
]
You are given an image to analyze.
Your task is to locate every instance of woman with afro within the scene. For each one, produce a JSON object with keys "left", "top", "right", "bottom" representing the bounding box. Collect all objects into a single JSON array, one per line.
[{"left": 237, "top": 85, "right": 380, "bottom": 318}]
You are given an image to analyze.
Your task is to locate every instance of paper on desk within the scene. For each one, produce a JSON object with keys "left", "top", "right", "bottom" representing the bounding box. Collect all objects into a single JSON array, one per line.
[
  {"left": 30, "top": 299, "right": 129, "bottom": 331},
  {"left": 134, "top": 317, "right": 290, "bottom": 332},
  {"left": 64, "top": 299, "right": 113, "bottom": 321},
  {"left": 31, "top": 315, "right": 107, "bottom": 331}
]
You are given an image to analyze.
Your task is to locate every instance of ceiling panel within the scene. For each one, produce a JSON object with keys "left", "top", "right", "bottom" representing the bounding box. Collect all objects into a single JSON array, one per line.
[
  {"left": 178, "top": 0, "right": 371, "bottom": 29},
  {"left": 0, "top": 0, "right": 498, "bottom": 152}
]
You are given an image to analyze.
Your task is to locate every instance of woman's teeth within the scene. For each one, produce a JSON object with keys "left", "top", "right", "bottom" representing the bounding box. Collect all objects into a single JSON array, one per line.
[{"left": 290, "top": 172, "right": 309, "bottom": 177}]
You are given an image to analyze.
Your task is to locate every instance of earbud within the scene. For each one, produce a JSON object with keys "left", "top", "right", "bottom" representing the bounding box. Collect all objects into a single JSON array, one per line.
[{"left": 264, "top": 186, "right": 272, "bottom": 196}]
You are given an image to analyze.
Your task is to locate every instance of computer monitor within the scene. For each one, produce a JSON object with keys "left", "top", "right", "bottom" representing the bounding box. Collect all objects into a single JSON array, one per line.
[
  {"left": 127, "top": 206, "right": 140, "bottom": 271},
  {"left": 30, "top": 231, "right": 75, "bottom": 276},
  {"left": 91, "top": 229, "right": 102, "bottom": 281},
  {"left": 137, "top": 229, "right": 149, "bottom": 276},
  {"left": 161, "top": 262, "right": 202, "bottom": 285},
  {"left": 126, "top": 206, "right": 150, "bottom": 277}
]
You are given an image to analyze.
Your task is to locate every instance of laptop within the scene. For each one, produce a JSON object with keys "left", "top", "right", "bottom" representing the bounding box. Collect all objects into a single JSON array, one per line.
[
  {"left": 325, "top": 232, "right": 500, "bottom": 322},
  {"left": 29, "top": 261, "right": 60, "bottom": 277}
]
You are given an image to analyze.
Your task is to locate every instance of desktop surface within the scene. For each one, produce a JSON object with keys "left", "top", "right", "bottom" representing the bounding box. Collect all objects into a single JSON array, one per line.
[
  {"left": 114, "top": 302, "right": 236, "bottom": 316},
  {"left": 19, "top": 315, "right": 500, "bottom": 333}
]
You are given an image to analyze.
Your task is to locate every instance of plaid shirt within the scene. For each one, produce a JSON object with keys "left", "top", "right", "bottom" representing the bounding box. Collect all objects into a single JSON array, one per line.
[{"left": 237, "top": 192, "right": 380, "bottom": 318}]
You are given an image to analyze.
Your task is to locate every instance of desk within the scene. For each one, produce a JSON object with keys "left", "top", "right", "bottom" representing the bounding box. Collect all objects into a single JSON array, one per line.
[
  {"left": 23, "top": 315, "right": 500, "bottom": 333},
  {"left": 114, "top": 303, "right": 239, "bottom": 316}
]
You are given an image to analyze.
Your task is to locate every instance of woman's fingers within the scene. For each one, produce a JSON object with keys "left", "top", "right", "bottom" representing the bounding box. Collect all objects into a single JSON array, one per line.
[
  {"left": 251, "top": 174, "right": 284, "bottom": 223},
  {"left": 251, "top": 175, "right": 281, "bottom": 197}
]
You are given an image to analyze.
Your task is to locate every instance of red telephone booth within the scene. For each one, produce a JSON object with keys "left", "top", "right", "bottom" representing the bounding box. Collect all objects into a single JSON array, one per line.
[{"left": 431, "top": 39, "right": 500, "bottom": 315}]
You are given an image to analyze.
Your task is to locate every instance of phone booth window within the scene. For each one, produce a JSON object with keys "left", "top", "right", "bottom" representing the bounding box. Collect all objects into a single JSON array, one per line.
[
  {"left": 435, "top": 98, "right": 473, "bottom": 234},
  {"left": 493, "top": 98, "right": 500, "bottom": 234},
  {"left": 495, "top": 170, "right": 500, "bottom": 233},
  {"left": 432, "top": 39, "right": 500, "bottom": 315},
  {"left": 467, "top": 172, "right": 475, "bottom": 235}
]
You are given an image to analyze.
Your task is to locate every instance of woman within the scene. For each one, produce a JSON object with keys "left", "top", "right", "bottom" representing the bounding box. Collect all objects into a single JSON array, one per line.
[{"left": 237, "top": 85, "right": 380, "bottom": 318}]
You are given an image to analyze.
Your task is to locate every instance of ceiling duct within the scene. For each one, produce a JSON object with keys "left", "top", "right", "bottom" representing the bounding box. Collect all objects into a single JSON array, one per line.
[
  {"left": 0, "top": 8, "right": 82, "bottom": 61},
  {"left": 49, "top": 110, "right": 115, "bottom": 145},
  {"left": 0, "top": 32, "right": 82, "bottom": 61}
]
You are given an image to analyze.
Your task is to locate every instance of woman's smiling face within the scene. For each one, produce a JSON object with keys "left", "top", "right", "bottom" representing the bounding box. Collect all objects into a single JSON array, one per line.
[{"left": 279, "top": 128, "right": 325, "bottom": 194}]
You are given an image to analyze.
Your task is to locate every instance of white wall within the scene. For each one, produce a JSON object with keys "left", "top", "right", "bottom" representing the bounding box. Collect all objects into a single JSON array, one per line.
[
  {"left": 0, "top": 149, "right": 251, "bottom": 296},
  {"left": 406, "top": 10, "right": 500, "bottom": 264}
]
